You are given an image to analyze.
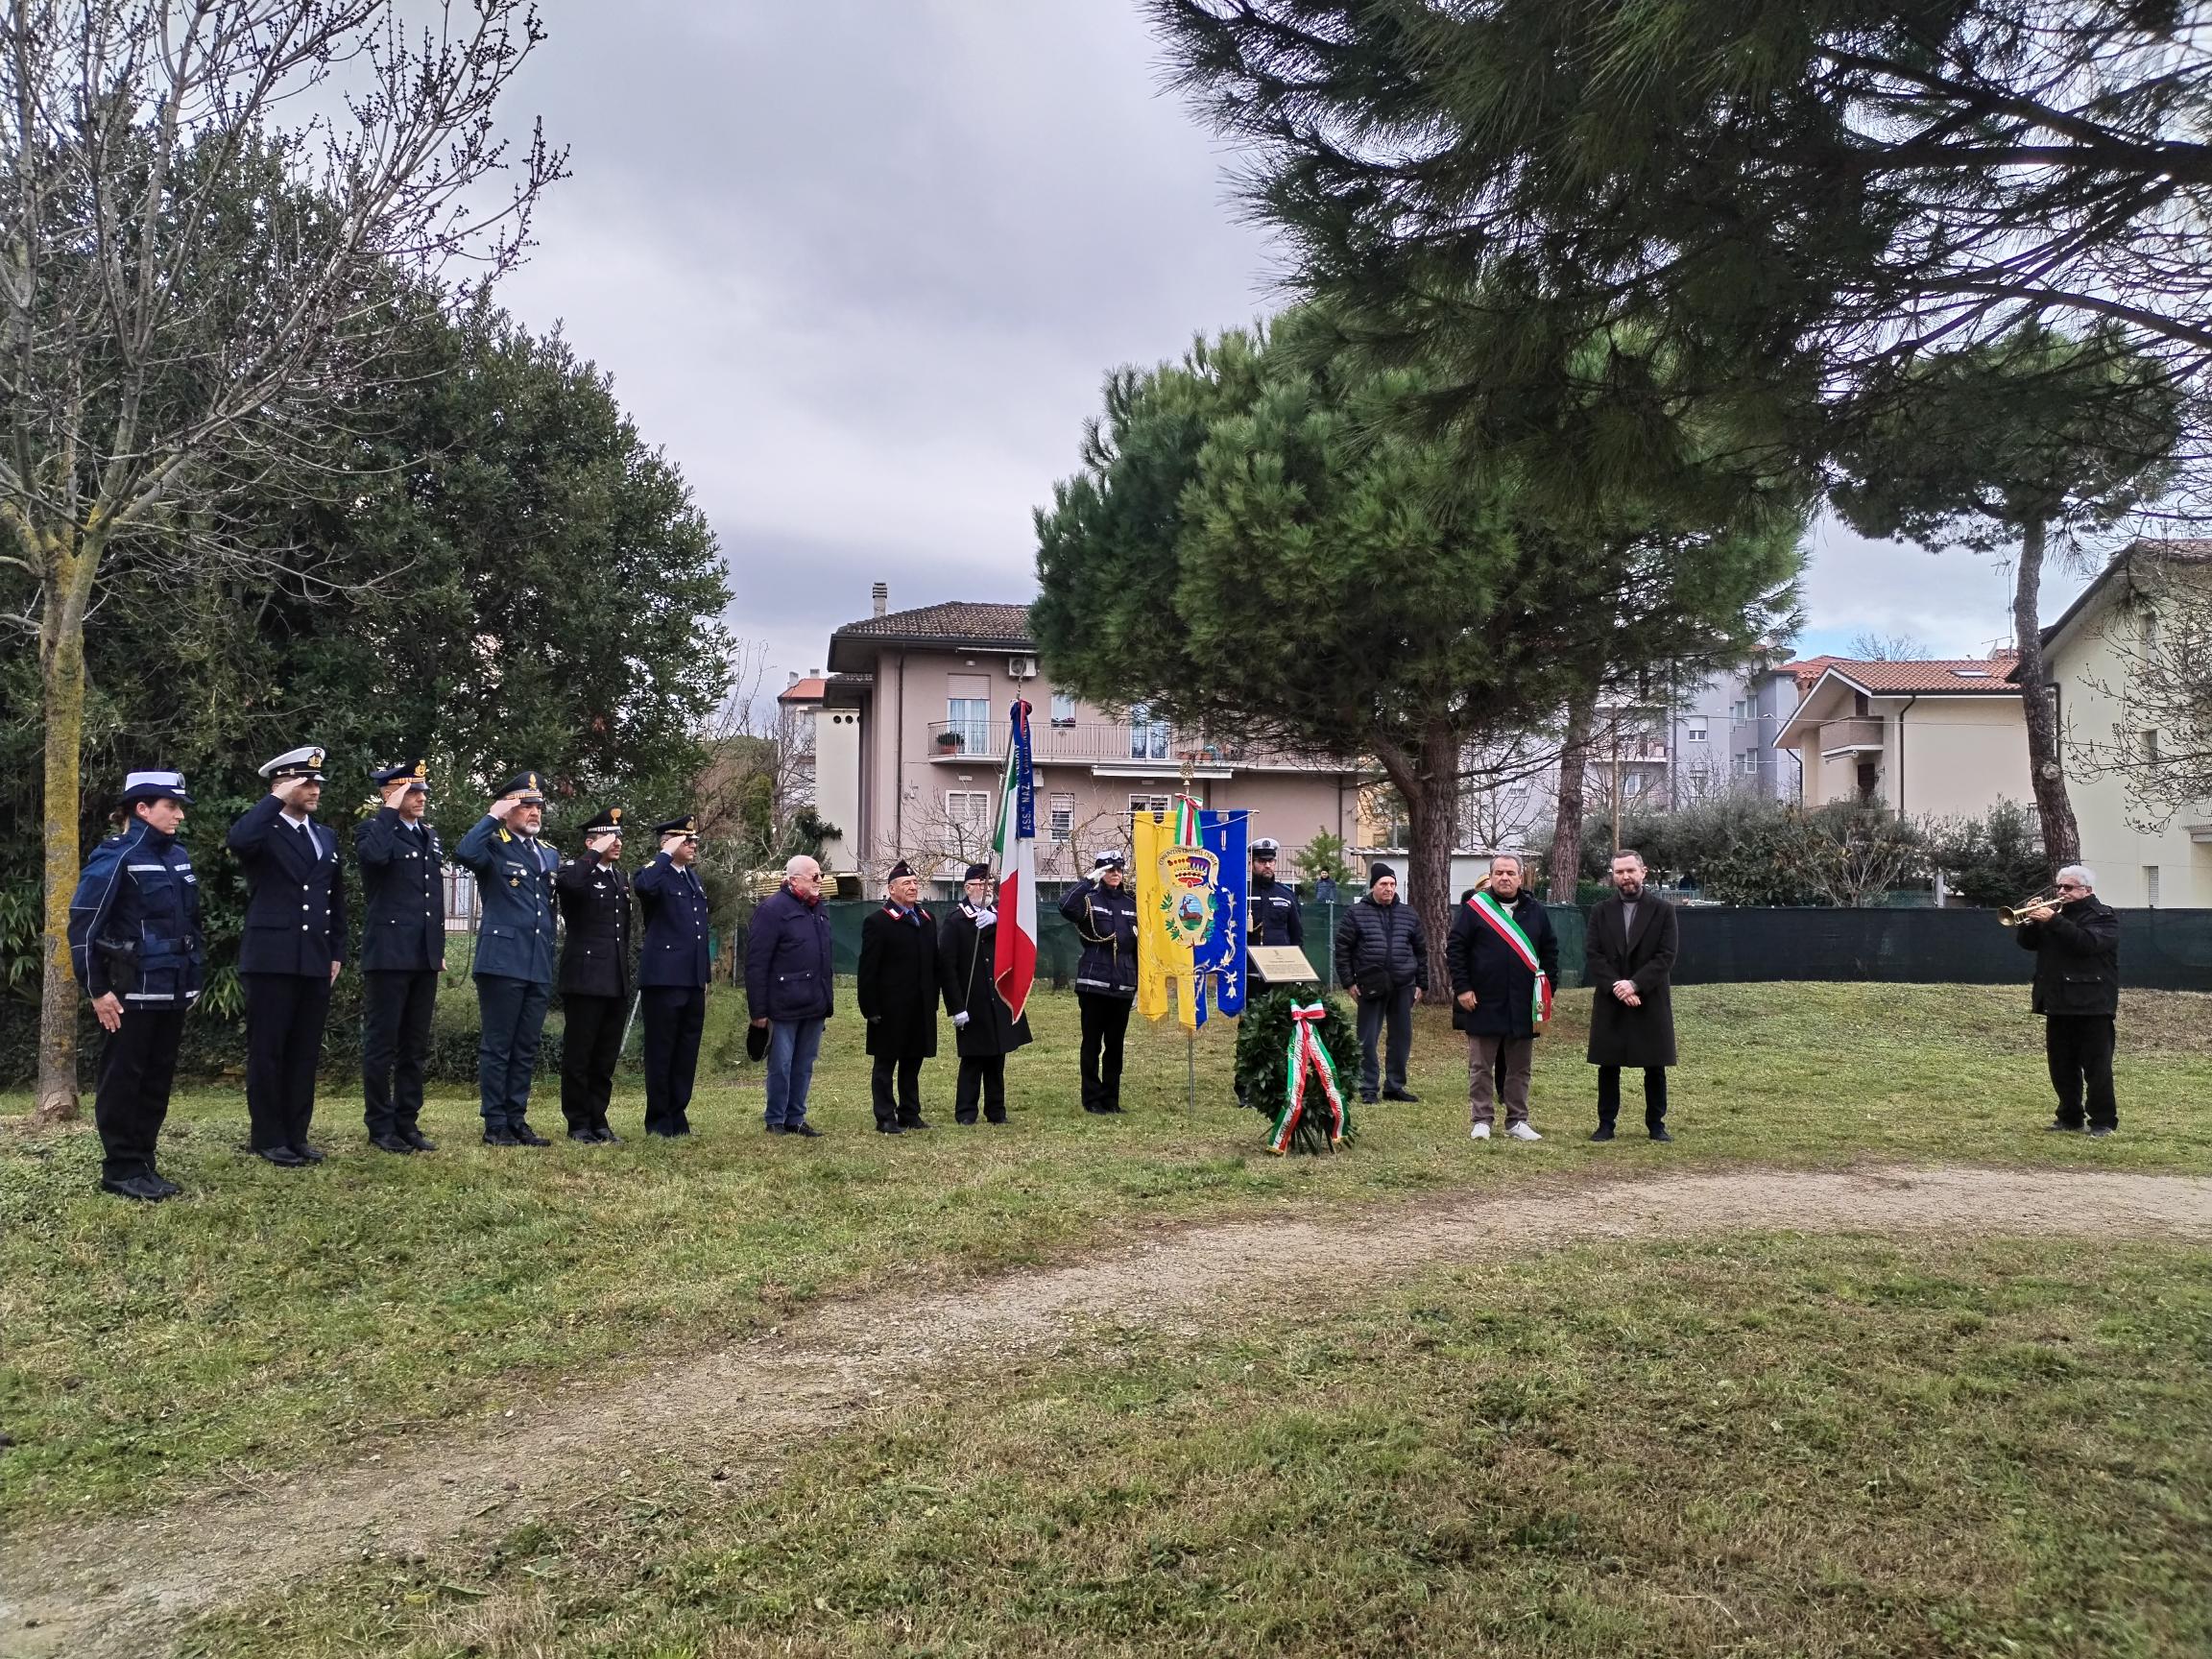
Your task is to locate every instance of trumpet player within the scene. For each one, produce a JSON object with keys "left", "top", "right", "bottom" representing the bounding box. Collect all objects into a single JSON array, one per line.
[{"left": 2012, "top": 865, "right": 2121, "bottom": 1138}]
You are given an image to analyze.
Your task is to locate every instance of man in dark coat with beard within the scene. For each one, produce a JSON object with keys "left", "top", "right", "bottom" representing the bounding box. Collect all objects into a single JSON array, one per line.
[
  {"left": 938, "top": 862, "right": 1031, "bottom": 1124},
  {"left": 1583, "top": 849, "right": 1679, "bottom": 1142},
  {"left": 857, "top": 859, "right": 938, "bottom": 1134}
]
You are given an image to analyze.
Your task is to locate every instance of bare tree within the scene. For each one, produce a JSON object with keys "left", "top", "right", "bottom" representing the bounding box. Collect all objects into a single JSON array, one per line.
[
  {"left": 3, "top": 0, "right": 563, "bottom": 1115},
  {"left": 1847, "top": 631, "right": 1932, "bottom": 661},
  {"left": 2074, "top": 546, "right": 2212, "bottom": 830}
]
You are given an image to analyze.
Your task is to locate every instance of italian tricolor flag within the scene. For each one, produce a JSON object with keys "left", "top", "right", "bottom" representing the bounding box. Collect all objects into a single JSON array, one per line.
[{"left": 992, "top": 698, "right": 1039, "bottom": 1021}]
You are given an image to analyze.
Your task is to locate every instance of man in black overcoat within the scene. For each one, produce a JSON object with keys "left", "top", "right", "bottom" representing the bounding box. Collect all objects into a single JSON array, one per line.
[
  {"left": 555, "top": 806, "right": 635, "bottom": 1142},
  {"left": 2013, "top": 863, "right": 2122, "bottom": 1137},
  {"left": 938, "top": 863, "right": 1031, "bottom": 1124},
  {"left": 1583, "top": 850, "right": 1679, "bottom": 1142},
  {"left": 857, "top": 859, "right": 938, "bottom": 1134}
]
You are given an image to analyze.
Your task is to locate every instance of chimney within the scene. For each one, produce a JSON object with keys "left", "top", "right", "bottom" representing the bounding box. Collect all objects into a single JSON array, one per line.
[
  {"left": 871, "top": 582, "right": 887, "bottom": 617},
  {"left": 785, "top": 671, "right": 799, "bottom": 686},
  {"left": 810, "top": 667, "right": 821, "bottom": 678}
]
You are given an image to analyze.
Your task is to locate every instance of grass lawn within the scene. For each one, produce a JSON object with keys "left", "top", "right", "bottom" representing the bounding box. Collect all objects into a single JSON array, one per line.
[
  {"left": 4, "top": 983, "right": 2209, "bottom": 1533},
  {"left": 178, "top": 1233, "right": 2212, "bottom": 1658}
]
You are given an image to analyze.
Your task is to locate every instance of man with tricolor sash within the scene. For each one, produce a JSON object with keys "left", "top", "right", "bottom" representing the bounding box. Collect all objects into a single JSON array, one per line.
[{"left": 1445, "top": 854, "right": 1560, "bottom": 1142}]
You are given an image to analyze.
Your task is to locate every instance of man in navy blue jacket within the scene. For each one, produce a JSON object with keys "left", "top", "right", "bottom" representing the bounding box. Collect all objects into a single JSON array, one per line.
[
  {"left": 228, "top": 745, "right": 346, "bottom": 1166},
  {"left": 745, "top": 854, "right": 833, "bottom": 1138},
  {"left": 355, "top": 759, "right": 445, "bottom": 1153},
  {"left": 452, "top": 771, "right": 560, "bottom": 1146},
  {"left": 634, "top": 812, "right": 712, "bottom": 1137},
  {"left": 69, "top": 769, "right": 205, "bottom": 1199}
]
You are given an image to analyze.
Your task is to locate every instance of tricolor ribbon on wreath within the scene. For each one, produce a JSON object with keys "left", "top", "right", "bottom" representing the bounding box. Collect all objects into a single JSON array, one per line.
[
  {"left": 1465, "top": 891, "right": 1552, "bottom": 1025},
  {"left": 1268, "top": 1001, "right": 1348, "bottom": 1155}
]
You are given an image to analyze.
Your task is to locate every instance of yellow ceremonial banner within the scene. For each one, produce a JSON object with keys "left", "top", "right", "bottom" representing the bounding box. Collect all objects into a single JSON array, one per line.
[{"left": 1132, "top": 810, "right": 1196, "bottom": 1026}]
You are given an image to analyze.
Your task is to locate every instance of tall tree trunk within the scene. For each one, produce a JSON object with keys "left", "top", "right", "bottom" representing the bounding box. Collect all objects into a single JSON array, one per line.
[
  {"left": 1548, "top": 693, "right": 1596, "bottom": 901},
  {"left": 1397, "top": 723, "right": 1460, "bottom": 997},
  {"left": 36, "top": 542, "right": 95, "bottom": 1121},
  {"left": 2013, "top": 517, "right": 2081, "bottom": 874}
]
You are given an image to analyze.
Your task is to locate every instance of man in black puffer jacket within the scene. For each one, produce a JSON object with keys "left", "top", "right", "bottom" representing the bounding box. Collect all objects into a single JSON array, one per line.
[
  {"left": 1059, "top": 852, "right": 1140, "bottom": 1114},
  {"left": 2014, "top": 863, "right": 2122, "bottom": 1137},
  {"left": 1333, "top": 861, "right": 1428, "bottom": 1103}
]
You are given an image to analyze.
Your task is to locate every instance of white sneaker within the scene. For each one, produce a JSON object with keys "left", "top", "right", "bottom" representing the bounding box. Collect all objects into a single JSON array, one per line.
[
  {"left": 1470, "top": 1121, "right": 1491, "bottom": 1141},
  {"left": 1507, "top": 1122, "right": 1543, "bottom": 1142}
]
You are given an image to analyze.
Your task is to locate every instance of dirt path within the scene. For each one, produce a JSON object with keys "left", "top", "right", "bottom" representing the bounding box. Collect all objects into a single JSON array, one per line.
[{"left": 7, "top": 1163, "right": 2212, "bottom": 1657}]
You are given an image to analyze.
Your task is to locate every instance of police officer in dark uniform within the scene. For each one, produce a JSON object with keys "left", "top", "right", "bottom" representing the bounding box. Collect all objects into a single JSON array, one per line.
[
  {"left": 68, "top": 769, "right": 205, "bottom": 1199},
  {"left": 453, "top": 771, "right": 560, "bottom": 1145},
  {"left": 857, "top": 858, "right": 938, "bottom": 1133},
  {"left": 355, "top": 759, "right": 445, "bottom": 1153},
  {"left": 1244, "top": 835, "right": 1305, "bottom": 974},
  {"left": 555, "top": 805, "right": 635, "bottom": 1142},
  {"left": 1059, "top": 851, "right": 1139, "bottom": 1114},
  {"left": 228, "top": 745, "right": 347, "bottom": 1166},
  {"left": 633, "top": 812, "right": 711, "bottom": 1137}
]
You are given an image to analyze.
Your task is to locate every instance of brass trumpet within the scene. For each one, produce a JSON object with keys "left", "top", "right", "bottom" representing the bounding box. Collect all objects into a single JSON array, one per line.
[{"left": 1997, "top": 887, "right": 2063, "bottom": 927}]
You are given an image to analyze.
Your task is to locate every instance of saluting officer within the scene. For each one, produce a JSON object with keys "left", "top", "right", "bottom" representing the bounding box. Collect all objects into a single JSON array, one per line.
[
  {"left": 555, "top": 806, "right": 634, "bottom": 1143},
  {"left": 633, "top": 813, "right": 712, "bottom": 1138},
  {"left": 453, "top": 771, "right": 560, "bottom": 1146},
  {"left": 67, "top": 769, "right": 205, "bottom": 1200},
  {"left": 857, "top": 858, "right": 938, "bottom": 1134},
  {"left": 1058, "top": 852, "right": 1138, "bottom": 1115},
  {"left": 355, "top": 759, "right": 445, "bottom": 1154},
  {"left": 228, "top": 746, "right": 346, "bottom": 1166}
]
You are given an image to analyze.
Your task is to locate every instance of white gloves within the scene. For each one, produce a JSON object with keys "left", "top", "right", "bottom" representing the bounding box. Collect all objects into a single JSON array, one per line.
[{"left": 952, "top": 1011, "right": 971, "bottom": 1028}]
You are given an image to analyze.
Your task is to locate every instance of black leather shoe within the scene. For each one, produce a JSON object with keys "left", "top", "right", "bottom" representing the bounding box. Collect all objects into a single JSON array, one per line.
[
  {"left": 788, "top": 1122, "right": 823, "bottom": 1139},
  {"left": 594, "top": 1124, "right": 621, "bottom": 1144},
  {"left": 567, "top": 1128, "right": 602, "bottom": 1143},
  {"left": 2087, "top": 1126, "right": 2116, "bottom": 1139},
  {"left": 292, "top": 1142, "right": 327, "bottom": 1163},
  {"left": 1647, "top": 1125, "right": 1673, "bottom": 1142},
  {"left": 2044, "top": 1120, "right": 2085, "bottom": 1133},
  {"left": 905, "top": 1118, "right": 934, "bottom": 1131},
  {"left": 1588, "top": 1126, "right": 1616, "bottom": 1142},
  {"left": 482, "top": 1127, "right": 525, "bottom": 1147},
  {"left": 400, "top": 1127, "right": 438, "bottom": 1151},
  {"left": 101, "top": 1172, "right": 171, "bottom": 1201},
  {"left": 1358, "top": 1093, "right": 1380, "bottom": 1105},
  {"left": 255, "top": 1145, "right": 310, "bottom": 1166},
  {"left": 1102, "top": 1103, "right": 1126, "bottom": 1114},
  {"left": 764, "top": 1123, "right": 788, "bottom": 1135},
  {"left": 1083, "top": 1103, "right": 1114, "bottom": 1115},
  {"left": 985, "top": 1114, "right": 1008, "bottom": 1125},
  {"left": 148, "top": 1172, "right": 182, "bottom": 1198},
  {"left": 513, "top": 1123, "right": 551, "bottom": 1147},
  {"left": 1382, "top": 1087, "right": 1420, "bottom": 1103},
  {"left": 876, "top": 1122, "right": 903, "bottom": 1135},
  {"left": 372, "top": 1133, "right": 417, "bottom": 1154}
]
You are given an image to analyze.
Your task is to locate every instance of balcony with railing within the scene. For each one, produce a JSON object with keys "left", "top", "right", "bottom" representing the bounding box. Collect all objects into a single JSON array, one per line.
[
  {"left": 1815, "top": 716, "right": 1885, "bottom": 757},
  {"left": 923, "top": 718, "right": 1310, "bottom": 770}
]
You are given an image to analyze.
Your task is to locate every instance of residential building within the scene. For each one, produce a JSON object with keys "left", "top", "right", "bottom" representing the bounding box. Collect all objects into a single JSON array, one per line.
[
  {"left": 1724, "top": 662, "right": 1805, "bottom": 802},
  {"left": 1775, "top": 652, "right": 2028, "bottom": 820},
  {"left": 2032, "top": 541, "right": 2212, "bottom": 908},
  {"left": 817, "top": 587, "right": 1371, "bottom": 887},
  {"left": 776, "top": 672, "right": 825, "bottom": 805}
]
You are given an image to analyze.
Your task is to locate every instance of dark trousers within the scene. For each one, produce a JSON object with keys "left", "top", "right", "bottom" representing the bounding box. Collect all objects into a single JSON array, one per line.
[
  {"left": 561, "top": 992, "right": 626, "bottom": 1132},
  {"left": 1597, "top": 1065, "right": 1670, "bottom": 1129},
  {"left": 2045, "top": 1015, "right": 2118, "bottom": 1130},
  {"left": 1356, "top": 982, "right": 1416, "bottom": 1096},
  {"left": 95, "top": 1004, "right": 185, "bottom": 1181},
  {"left": 871, "top": 1053, "right": 926, "bottom": 1128},
  {"left": 1077, "top": 993, "right": 1132, "bottom": 1110},
  {"left": 641, "top": 984, "right": 707, "bottom": 1134},
  {"left": 955, "top": 1053, "right": 1007, "bottom": 1123},
  {"left": 362, "top": 969, "right": 438, "bottom": 1138},
  {"left": 475, "top": 974, "right": 551, "bottom": 1128},
  {"left": 243, "top": 972, "right": 332, "bottom": 1152}
]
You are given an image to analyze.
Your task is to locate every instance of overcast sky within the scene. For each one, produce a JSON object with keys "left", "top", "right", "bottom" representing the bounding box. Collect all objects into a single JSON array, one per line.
[{"left": 488, "top": 1, "right": 2080, "bottom": 686}]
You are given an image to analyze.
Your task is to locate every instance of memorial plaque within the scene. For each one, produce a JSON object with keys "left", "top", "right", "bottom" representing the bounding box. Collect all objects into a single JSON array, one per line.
[{"left": 1246, "top": 945, "right": 1320, "bottom": 985}]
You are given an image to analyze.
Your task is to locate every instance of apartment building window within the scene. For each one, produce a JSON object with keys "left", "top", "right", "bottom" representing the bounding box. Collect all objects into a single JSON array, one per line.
[
  {"left": 2145, "top": 865, "right": 2161, "bottom": 908},
  {"left": 1127, "top": 792, "right": 1170, "bottom": 821},
  {"left": 1129, "top": 702, "right": 1172, "bottom": 760},
  {"left": 946, "top": 790, "right": 992, "bottom": 851},
  {"left": 1049, "top": 691, "right": 1076, "bottom": 729},
  {"left": 947, "top": 674, "right": 991, "bottom": 752},
  {"left": 1685, "top": 718, "right": 1708, "bottom": 742},
  {"left": 1048, "top": 792, "right": 1074, "bottom": 843},
  {"left": 2143, "top": 728, "right": 2160, "bottom": 766}
]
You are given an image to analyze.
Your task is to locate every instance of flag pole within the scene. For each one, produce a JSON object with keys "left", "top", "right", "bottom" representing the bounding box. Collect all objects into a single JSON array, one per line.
[{"left": 1180, "top": 747, "right": 1202, "bottom": 1120}]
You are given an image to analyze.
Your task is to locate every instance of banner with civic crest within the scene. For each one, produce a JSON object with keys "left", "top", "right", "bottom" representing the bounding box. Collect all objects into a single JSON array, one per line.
[{"left": 1194, "top": 808, "right": 1248, "bottom": 1022}]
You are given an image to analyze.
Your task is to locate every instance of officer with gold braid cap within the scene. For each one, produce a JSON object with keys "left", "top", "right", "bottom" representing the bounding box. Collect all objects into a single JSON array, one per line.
[{"left": 453, "top": 770, "right": 560, "bottom": 1145}]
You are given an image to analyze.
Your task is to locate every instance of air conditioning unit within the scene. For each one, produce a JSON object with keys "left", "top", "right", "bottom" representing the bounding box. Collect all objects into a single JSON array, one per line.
[{"left": 1008, "top": 655, "right": 1038, "bottom": 680}]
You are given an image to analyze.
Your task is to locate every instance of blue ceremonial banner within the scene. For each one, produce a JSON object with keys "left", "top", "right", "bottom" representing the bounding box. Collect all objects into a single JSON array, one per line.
[{"left": 1197, "top": 808, "right": 1249, "bottom": 1020}]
